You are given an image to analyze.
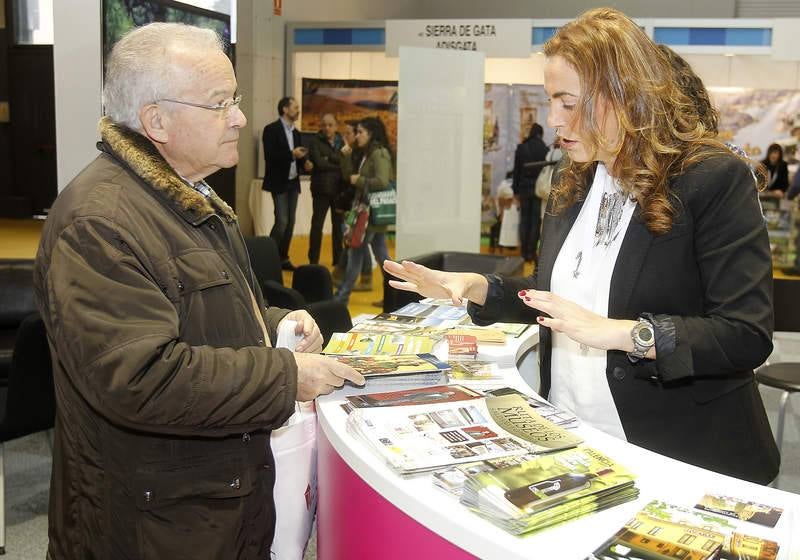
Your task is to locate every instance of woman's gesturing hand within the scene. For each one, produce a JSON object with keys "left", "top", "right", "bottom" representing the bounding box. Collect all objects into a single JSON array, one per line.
[
  {"left": 519, "top": 289, "right": 635, "bottom": 352},
  {"left": 383, "top": 260, "right": 476, "bottom": 306}
]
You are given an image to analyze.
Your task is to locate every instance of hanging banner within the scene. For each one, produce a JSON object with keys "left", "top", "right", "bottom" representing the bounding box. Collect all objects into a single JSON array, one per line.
[{"left": 386, "top": 19, "right": 532, "bottom": 58}]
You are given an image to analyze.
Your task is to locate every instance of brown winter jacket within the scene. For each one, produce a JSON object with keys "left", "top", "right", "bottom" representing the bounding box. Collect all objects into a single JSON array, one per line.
[{"left": 34, "top": 117, "right": 298, "bottom": 560}]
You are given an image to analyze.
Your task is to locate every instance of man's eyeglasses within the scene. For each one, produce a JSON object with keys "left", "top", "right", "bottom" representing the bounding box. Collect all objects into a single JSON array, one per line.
[{"left": 157, "top": 94, "right": 243, "bottom": 115}]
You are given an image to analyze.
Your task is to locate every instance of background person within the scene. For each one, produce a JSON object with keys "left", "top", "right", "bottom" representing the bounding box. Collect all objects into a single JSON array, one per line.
[
  {"left": 307, "top": 113, "right": 344, "bottom": 266},
  {"left": 761, "top": 142, "right": 789, "bottom": 197},
  {"left": 336, "top": 116, "right": 393, "bottom": 305},
  {"left": 385, "top": 7, "right": 779, "bottom": 485},
  {"left": 263, "top": 96, "right": 312, "bottom": 271},
  {"left": 512, "top": 122, "right": 549, "bottom": 264},
  {"left": 34, "top": 23, "right": 363, "bottom": 559}
]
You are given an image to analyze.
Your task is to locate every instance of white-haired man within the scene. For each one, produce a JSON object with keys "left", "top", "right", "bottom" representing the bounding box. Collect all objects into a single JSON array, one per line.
[{"left": 33, "top": 23, "right": 363, "bottom": 559}]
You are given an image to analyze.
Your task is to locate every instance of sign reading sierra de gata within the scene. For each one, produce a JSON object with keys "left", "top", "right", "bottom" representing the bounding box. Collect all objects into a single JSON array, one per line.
[{"left": 386, "top": 19, "right": 532, "bottom": 58}]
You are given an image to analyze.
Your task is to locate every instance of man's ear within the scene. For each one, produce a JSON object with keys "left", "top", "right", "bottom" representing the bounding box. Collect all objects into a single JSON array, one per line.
[{"left": 139, "top": 104, "right": 169, "bottom": 144}]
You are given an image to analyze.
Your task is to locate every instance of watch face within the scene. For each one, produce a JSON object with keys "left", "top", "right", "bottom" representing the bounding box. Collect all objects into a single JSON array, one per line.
[{"left": 635, "top": 323, "right": 654, "bottom": 346}]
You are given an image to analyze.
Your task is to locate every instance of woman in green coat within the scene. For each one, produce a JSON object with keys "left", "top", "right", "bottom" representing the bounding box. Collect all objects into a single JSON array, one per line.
[{"left": 335, "top": 117, "right": 393, "bottom": 304}]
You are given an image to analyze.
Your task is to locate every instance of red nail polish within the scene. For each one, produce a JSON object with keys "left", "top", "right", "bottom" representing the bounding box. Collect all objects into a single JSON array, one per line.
[
  {"left": 518, "top": 290, "right": 526, "bottom": 297},
  {"left": 525, "top": 297, "right": 531, "bottom": 302},
  {"left": 537, "top": 316, "right": 544, "bottom": 322}
]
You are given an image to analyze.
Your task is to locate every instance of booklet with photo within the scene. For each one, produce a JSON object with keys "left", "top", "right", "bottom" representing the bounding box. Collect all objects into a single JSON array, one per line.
[
  {"left": 448, "top": 360, "right": 504, "bottom": 382},
  {"left": 322, "top": 332, "right": 441, "bottom": 356},
  {"left": 461, "top": 446, "right": 637, "bottom": 535},
  {"left": 448, "top": 327, "right": 507, "bottom": 344},
  {"left": 586, "top": 500, "right": 781, "bottom": 560},
  {"left": 445, "top": 334, "right": 479, "bottom": 360},
  {"left": 695, "top": 494, "right": 784, "bottom": 529},
  {"left": 345, "top": 387, "right": 583, "bottom": 475},
  {"left": 491, "top": 322, "right": 530, "bottom": 337},
  {"left": 332, "top": 353, "right": 450, "bottom": 378},
  {"left": 433, "top": 454, "right": 538, "bottom": 498}
]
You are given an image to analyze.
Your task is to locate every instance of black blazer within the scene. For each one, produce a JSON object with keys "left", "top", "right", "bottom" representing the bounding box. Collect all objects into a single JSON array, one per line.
[
  {"left": 471, "top": 153, "right": 780, "bottom": 484},
  {"left": 262, "top": 119, "right": 303, "bottom": 194}
]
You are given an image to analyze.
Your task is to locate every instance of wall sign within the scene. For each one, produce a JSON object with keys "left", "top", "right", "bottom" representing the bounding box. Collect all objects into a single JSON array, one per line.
[{"left": 386, "top": 19, "right": 531, "bottom": 58}]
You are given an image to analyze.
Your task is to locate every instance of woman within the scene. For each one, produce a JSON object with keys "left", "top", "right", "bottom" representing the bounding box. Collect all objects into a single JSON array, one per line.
[
  {"left": 761, "top": 143, "right": 789, "bottom": 196},
  {"left": 336, "top": 117, "right": 393, "bottom": 304},
  {"left": 385, "top": 8, "right": 779, "bottom": 484}
]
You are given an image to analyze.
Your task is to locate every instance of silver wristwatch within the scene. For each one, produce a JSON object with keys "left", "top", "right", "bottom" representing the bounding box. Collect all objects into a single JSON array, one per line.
[{"left": 628, "top": 318, "right": 655, "bottom": 362}]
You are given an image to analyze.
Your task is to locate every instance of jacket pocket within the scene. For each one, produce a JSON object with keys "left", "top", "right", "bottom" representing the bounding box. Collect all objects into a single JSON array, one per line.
[
  {"left": 134, "top": 459, "right": 257, "bottom": 559},
  {"left": 167, "top": 250, "right": 249, "bottom": 345}
]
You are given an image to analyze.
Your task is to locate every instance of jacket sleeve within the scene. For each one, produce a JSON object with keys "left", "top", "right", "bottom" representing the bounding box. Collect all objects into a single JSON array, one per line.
[
  {"left": 651, "top": 157, "right": 774, "bottom": 383},
  {"left": 263, "top": 123, "right": 293, "bottom": 170},
  {"left": 511, "top": 145, "right": 523, "bottom": 196},
  {"left": 467, "top": 273, "right": 540, "bottom": 326},
  {"left": 356, "top": 148, "right": 392, "bottom": 192},
  {"left": 41, "top": 216, "right": 298, "bottom": 437}
]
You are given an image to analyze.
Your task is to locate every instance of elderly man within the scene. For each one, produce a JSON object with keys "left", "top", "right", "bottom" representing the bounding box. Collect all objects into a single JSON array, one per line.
[{"left": 33, "top": 23, "right": 362, "bottom": 560}]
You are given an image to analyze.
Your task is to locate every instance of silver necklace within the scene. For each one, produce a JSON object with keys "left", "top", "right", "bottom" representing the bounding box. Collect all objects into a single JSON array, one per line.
[{"left": 594, "top": 191, "right": 626, "bottom": 248}]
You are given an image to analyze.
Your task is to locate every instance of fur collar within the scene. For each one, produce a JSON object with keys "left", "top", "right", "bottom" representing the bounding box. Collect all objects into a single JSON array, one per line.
[{"left": 98, "top": 117, "right": 236, "bottom": 223}]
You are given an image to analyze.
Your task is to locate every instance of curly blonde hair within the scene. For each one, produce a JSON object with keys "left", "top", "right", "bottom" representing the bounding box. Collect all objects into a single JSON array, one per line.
[{"left": 544, "top": 8, "right": 745, "bottom": 235}]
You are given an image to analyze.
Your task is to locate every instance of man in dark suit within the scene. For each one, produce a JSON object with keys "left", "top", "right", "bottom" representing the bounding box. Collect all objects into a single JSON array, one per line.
[
  {"left": 262, "top": 97, "right": 312, "bottom": 270},
  {"left": 512, "top": 123, "right": 549, "bottom": 264}
]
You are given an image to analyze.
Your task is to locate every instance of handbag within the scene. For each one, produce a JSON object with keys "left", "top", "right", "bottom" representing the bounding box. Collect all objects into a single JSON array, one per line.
[
  {"left": 368, "top": 180, "right": 397, "bottom": 226},
  {"left": 535, "top": 163, "right": 554, "bottom": 200},
  {"left": 344, "top": 201, "right": 369, "bottom": 248}
]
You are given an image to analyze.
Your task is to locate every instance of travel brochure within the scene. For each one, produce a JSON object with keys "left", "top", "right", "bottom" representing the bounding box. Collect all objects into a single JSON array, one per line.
[
  {"left": 484, "top": 387, "right": 579, "bottom": 429},
  {"left": 322, "top": 332, "right": 440, "bottom": 356},
  {"left": 330, "top": 353, "right": 449, "bottom": 386},
  {"left": 344, "top": 384, "right": 583, "bottom": 475},
  {"left": 460, "top": 446, "right": 638, "bottom": 535},
  {"left": 587, "top": 499, "right": 782, "bottom": 560}
]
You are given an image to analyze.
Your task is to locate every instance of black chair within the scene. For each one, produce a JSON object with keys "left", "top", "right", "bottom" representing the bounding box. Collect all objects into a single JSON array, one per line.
[
  {"left": 243, "top": 236, "right": 352, "bottom": 344},
  {"left": 0, "top": 312, "right": 56, "bottom": 555},
  {"left": 383, "top": 251, "right": 525, "bottom": 313},
  {"left": 0, "top": 260, "right": 37, "bottom": 384}
]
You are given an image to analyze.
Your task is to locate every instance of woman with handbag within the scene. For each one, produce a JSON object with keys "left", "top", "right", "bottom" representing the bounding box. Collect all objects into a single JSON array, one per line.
[{"left": 335, "top": 117, "right": 394, "bottom": 305}]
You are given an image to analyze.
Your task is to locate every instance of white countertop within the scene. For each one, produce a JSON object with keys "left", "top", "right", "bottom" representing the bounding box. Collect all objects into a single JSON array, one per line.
[{"left": 317, "top": 330, "right": 800, "bottom": 559}]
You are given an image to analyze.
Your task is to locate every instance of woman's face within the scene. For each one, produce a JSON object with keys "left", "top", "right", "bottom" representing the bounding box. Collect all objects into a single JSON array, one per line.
[
  {"left": 544, "top": 55, "right": 620, "bottom": 168},
  {"left": 769, "top": 149, "right": 781, "bottom": 164},
  {"left": 355, "top": 125, "right": 371, "bottom": 148}
]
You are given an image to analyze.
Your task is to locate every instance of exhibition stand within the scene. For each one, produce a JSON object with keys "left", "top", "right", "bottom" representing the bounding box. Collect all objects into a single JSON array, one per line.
[{"left": 315, "top": 329, "right": 800, "bottom": 559}]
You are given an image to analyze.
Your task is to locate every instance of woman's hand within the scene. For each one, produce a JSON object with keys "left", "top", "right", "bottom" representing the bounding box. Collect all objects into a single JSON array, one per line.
[
  {"left": 383, "top": 260, "right": 486, "bottom": 306},
  {"left": 519, "top": 289, "right": 635, "bottom": 351},
  {"left": 350, "top": 174, "right": 360, "bottom": 185}
]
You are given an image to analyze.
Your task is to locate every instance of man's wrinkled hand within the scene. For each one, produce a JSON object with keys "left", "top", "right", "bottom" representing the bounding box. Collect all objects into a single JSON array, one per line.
[
  {"left": 293, "top": 353, "right": 365, "bottom": 401},
  {"left": 281, "top": 310, "right": 323, "bottom": 353}
]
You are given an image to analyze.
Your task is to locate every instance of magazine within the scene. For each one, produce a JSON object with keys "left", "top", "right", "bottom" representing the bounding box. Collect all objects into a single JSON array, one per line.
[
  {"left": 483, "top": 387, "right": 579, "bottom": 428},
  {"left": 445, "top": 334, "right": 478, "bottom": 360},
  {"left": 695, "top": 494, "right": 784, "bottom": 529},
  {"left": 448, "top": 361, "right": 505, "bottom": 382},
  {"left": 331, "top": 354, "right": 449, "bottom": 387},
  {"left": 345, "top": 387, "right": 582, "bottom": 475},
  {"left": 461, "top": 446, "right": 638, "bottom": 535},
  {"left": 322, "top": 332, "right": 441, "bottom": 356},
  {"left": 432, "top": 454, "right": 538, "bottom": 498},
  {"left": 586, "top": 500, "right": 781, "bottom": 560}
]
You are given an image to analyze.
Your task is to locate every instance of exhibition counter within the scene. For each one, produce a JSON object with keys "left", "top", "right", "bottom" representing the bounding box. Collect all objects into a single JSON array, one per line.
[{"left": 315, "top": 329, "right": 800, "bottom": 559}]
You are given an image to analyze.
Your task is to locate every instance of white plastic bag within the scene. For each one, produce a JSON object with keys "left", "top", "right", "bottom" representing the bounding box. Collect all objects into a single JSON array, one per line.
[
  {"left": 498, "top": 204, "right": 521, "bottom": 247},
  {"left": 270, "top": 401, "right": 317, "bottom": 560}
]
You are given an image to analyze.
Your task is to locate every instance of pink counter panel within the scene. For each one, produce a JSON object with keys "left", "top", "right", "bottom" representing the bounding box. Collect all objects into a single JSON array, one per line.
[{"left": 317, "top": 430, "right": 477, "bottom": 560}]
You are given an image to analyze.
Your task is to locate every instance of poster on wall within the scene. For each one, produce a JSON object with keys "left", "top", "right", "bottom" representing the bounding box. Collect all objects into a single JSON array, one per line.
[
  {"left": 301, "top": 78, "right": 398, "bottom": 152},
  {"left": 711, "top": 88, "right": 800, "bottom": 161},
  {"left": 102, "top": 0, "right": 232, "bottom": 60}
]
